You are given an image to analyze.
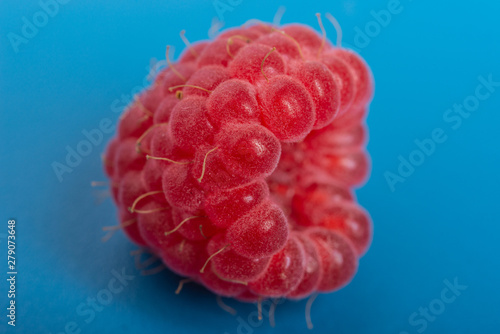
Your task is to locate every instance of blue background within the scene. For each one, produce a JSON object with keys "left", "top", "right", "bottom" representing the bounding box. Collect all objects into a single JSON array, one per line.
[{"left": 1, "top": 0, "right": 499, "bottom": 333}]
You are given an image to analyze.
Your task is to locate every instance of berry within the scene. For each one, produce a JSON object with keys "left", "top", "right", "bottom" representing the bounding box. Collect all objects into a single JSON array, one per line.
[
  {"left": 118, "top": 105, "right": 153, "bottom": 140},
  {"left": 306, "top": 123, "right": 366, "bottom": 152},
  {"left": 208, "top": 234, "right": 271, "bottom": 282},
  {"left": 290, "top": 60, "right": 340, "bottom": 129},
  {"left": 136, "top": 199, "right": 174, "bottom": 250},
  {"left": 198, "top": 38, "right": 246, "bottom": 67},
  {"left": 180, "top": 65, "right": 230, "bottom": 98},
  {"left": 169, "top": 96, "right": 215, "bottom": 156},
  {"left": 258, "top": 75, "right": 315, "bottom": 142},
  {"left": 216, "top": 123, "right": 281, "bottom": 179},
  {"left": 153, "top": 95, "right": 178, "bottom": 124},
  {"left": 281, "top": 24, "right": 325, "bottom": 56},
  {"left": 113, "top": 139, "right": 145, "bottom": 178},
  {"left": 118, "top": 208, "right": 147, "bottom": 247},
  {"left": 199, "top": 266, "right": 248, "bottom": 297},
  {"left": 103, "top": 137, "right": 119, "bottom": 178},
  {"left": 248, "top": 236, "right": 305, "bottom": 296},
  {"left": 321, "top": 52, "right": 356, "bottom": 115},
  {"left": 160, "top": 62, "right": 197, "bottom": 95},
  {"left": 171, "top": 208, "right": 219, "bottom": 241},
  {"left": 308, "top": 228, "right": 358, "bottom": 292},
  {"left": 161, "top": 236, "right": 208, "bottom": 278},
  {"left": 204, "top": 180, "right": 269, "bottom": 228},
  {"left": 330, "top": 49, "right": 373, "bottom": 107},
  {"left": 191, "top": 145, "right": 251, "bottom": 192},
  {"left": 287, "top": 233, "right": 322, "bottom": 299},
  {"left": 256, "top": 31, "right": 304, "bottom": 60},
  {"left": 117, "top": 171, "right": 145, "bottom": 208},
  {"left": 229, "top": 43, "right": 286, "bottom": 84},
  {"left": 162, "top": 163, "right": 203, "bottom": 211},
  {"left": 103, "top": 18, "right": 374, "bottom": 304},
  {"left": 206, "top": 79, "right": 260, "bottom": 128},
  {"left": 311, "top": 150, "right": 370, "bottom": 186},
  {"left": 138, "top": 85, "right": 164, "bottom": 112},
  {"left": 140, "top": 159, "right": 164, "bottom": 199},
  {"left": 301, "top": 201, "right": 372, "bottom": 256},
  {"left": 226, "top": 201, "right": 289, "bottom": 259}
]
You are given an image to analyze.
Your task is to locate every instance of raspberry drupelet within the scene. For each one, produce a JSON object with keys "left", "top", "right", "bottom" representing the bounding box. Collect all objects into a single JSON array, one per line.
[{"left": 103, "top": 17, "right": 374, "bottom": 305}]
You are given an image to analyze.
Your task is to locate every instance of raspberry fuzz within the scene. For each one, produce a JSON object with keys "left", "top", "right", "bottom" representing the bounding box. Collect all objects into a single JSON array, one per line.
[{"left": 103, "top": 17, "right": 374, "bottom": 305}]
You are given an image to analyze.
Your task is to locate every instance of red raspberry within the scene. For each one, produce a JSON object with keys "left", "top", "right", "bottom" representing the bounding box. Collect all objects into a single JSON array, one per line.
[{"left": 103, "top": 17, "right": 374, "bottom": 306}]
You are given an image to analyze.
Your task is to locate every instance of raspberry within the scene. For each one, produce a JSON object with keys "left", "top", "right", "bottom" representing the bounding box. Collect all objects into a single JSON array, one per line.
[
  {"left": 169, "top": 96, "right": 215, "bottom": 156},
  {"left": 206, "top": 79, "right": 260, "bottom": 128},
  {"left": 307, "top": 228, "right": 358, "bottom": 292},
  {"left": 136, "top": 199, "right": 174, "bottom": 250},
  {"left": 286, "top": 233, "right": 322, "bottom": 299},
  {"left": 102, "top": 16, "right": 373, "bottom": 308},
  {"left": 258, "top": 75, "right": 315, "bottom": 142},
  {"left": 247, "top": 235, "right": 306, "bottom": 296},
  {"left": 207, "top": 234, "right": 271, "bottom": 282},
  {"left": 226, "top": 200, "right": 289, "bottom": 259},
  {"left": 228, "top": 43, "right": 286, "bottom": 84},
  {"left": 204, "top": 180, "right": 269, "bottom": 228},
  {"left": 216, "top": 123, "right": 281, "bottom": 179},
  {"left": 290, "top": 60, "right": 340, "bottom": 129}
]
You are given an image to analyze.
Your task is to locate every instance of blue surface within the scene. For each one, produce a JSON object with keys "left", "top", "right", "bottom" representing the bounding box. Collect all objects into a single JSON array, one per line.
[{"left": 1, "top": 0, "right": 500, "bottom": 333}]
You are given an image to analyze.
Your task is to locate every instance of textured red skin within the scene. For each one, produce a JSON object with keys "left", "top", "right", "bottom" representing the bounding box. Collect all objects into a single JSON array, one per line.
[
  {"left": 208, "top": 233, "right": 270, "bottom": 282},
  {"left": 248, "top": 236, "right": 305, "bottom": 296},
  {"left": 118, "top": 105, "right": 153, "bottom": 140},
  {"left": 321, "top": 52, "right": 356, "bottom": 115},
  {"left": 306, "top": 123, "right": 366, "bottom": 152},
  {"left": 150, "top": 124, "right": 185, "bottom": 163},
  {"left": 153, "top": 95, "right": 178, "bottom": 124},
  {"left": 103, "top": 21, "right": 374, "bottom": 302},
  {"left": 286, "top": 233, "right": 322, "bottom": 299},
  {"left": 179, "top": 42, "right": 209, "bottom": 64},
  {"left": 191, "top": 145, "right": 252, "bottom": 193},
  {"left": 138, "top": 85, "right": 164, "bottom": 112},
  {"left": 307, "top": 228, "right": 358, "bottom": 293},
  {"left": 181, "top": 65, "right": 230, "bottom": 98},
  {"left": 226, "top": 201, "right": 289, "bottom": 259},
  {"left": 199, "top": 266, "right": 248, "bottom": 297},
  {"left": 330, "top": 48, "right": 373, "bottom": 107},
  {"left": 281, "top": 24, "right": 326, "bottom": 56},
  {"left": 104, "top": 138, "right": 119, "bottom": 178},
  {"left": 229, "top": 43, "right": 286, "bottom": 84},
  {"left": 245, "top": 23, "right": 274, "bottom": 37},
  {"left": 160, "top": 234, "right": 208, "bottom": 278},
  {"left": 140, "top": 159, "right": 164, "bottom": 201},
  {"left": 312, "top": 150, "right": 370, "bottom": 187},
  {"left": 136, "top": 200, "right": 174, "bottom": 251},
  {"left": 290, "top": 60, "right": 340, "bottom": 129},
  {"left": 207, "top": 79, "right": 260, "bottom": 129},
  {"left": 218, "top": 27, "right": 260, "bottom": 40},
  {"left": 169, "top": 96, "right": 215, "bottom": 156},
  {"left": 216, "top": 123, "right": 281, "bottom": 179},
  {"left": 119, "top": 208, "right": 147, "bottom": 247},
  {"left": 162, "top": 163, "right": 204, "bottom": 211},
  {"left": 113, "top": 139, "right": 146, "bottom": 179},
  {"left": 258, "top": 75, "right": 315, "bottom": 142},
  {"left": 198, "top": 38, "right": 247, "bottom": 67},
  {"left": 256, "top": 31, "right": 304, "bottom": 60},
  {"left": 305, "top": 201, "right": 373, "bottom": 256},
  {"left": 332, "top": 105, "right": 367, "bottom": 129},
  {"left": 160, "top": 63, "right": 197, "bottom": 96},
  {"left": 292, "top": 182, "right": 354, "bottom": 224},
  {"left": 204, "top": 180, "right": 269, "bottom": 229},
  {"left": 171, "top": 208, "right": 219, "bottom": 241},
  {"left": 117, "top": 171, "right": 145, "bottom": 208}
]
